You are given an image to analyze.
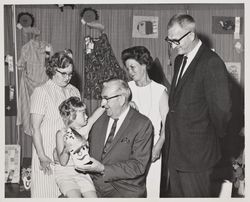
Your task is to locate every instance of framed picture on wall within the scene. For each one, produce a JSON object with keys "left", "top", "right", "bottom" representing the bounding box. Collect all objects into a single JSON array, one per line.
[
  {"left": 212, "top": 16, "right": 243, "bottom": 35},
  {"left": 132, "top": 16, "right": 158, "bottom": 38}
]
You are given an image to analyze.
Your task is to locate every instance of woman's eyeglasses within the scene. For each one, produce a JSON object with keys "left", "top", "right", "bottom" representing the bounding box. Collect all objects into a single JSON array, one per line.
[
  {"left": 165, "top": 31, "right": 191, "bottom": 46},
  {"left": 56, "top": 69, "right": 74, "bottom": 78}
]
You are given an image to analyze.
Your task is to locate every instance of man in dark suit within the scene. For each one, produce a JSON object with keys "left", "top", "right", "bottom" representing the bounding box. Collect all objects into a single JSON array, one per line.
[
  {"left": 76, "top": 78, "right": 153, "bottom": 197},
  {"left": 163, "top": 14, "right": 232, "bottom": 197}
]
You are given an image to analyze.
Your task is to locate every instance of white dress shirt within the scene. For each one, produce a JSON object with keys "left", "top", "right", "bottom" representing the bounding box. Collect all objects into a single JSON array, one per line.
[
  {"left": 181, "top": 39, "right": 202, "bottom": 77},
  {"left": 176, "top": 39, "right": 202, "bottom": 86},
  {"left": 104, "top": 106, "right": 130, "bottom": 144}
]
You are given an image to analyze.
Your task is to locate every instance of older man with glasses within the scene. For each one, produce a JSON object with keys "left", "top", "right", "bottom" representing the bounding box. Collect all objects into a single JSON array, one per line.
[
  {"left": 162, "top": 14, "right": 232, "bottom": 197},
  {"left": 76, "top": 78, "right": 154, "bottom": 198}
]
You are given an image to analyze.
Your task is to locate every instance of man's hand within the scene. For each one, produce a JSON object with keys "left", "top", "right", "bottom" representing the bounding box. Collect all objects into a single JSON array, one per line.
[{"left": 76, "top": 157, "right": 105, "bottom": 174}]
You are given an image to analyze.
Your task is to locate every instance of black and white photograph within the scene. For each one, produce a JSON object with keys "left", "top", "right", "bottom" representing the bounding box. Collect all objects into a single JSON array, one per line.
[{"left": 1, "top": 0, "right": 247, "bottom": 200}]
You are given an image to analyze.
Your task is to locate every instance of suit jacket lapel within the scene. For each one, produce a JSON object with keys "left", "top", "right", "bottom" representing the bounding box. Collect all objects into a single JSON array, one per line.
[
  {"left": 101, "top": 107, "right": 134, "bottom": 160},
  {"left": 173, "top": 44, "right": 205, "bottom": 99},
  {"left": 169, "top": 55, "right": 184, "bottom": 107},
  {"left": 96, "top": 115, "right": 109, "bottom": 161}
]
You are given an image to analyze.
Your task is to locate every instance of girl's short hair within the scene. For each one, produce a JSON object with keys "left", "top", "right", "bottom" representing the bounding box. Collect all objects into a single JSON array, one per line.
[{"left": 59, "top": 96, "right": 86, "bottom": 126}]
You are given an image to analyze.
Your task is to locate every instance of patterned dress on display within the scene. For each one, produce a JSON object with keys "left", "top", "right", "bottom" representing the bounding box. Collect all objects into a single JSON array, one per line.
[{"left": 84, "top": 33, "right": 127, "bottom": 99}]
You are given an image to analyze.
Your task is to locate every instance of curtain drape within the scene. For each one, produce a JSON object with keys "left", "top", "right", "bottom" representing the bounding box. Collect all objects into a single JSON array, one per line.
[
  {"left": 1, "top": 4, "right": 206, "bottom": 159},
  {"left": 5, "top": 4, "right": 244, "bottom": 161},
  {"left": 5, "top": 5, "right": 86, "bottom": 159},
  {"left": 5, "top": 6, "right": 19, "bottom": 147}
]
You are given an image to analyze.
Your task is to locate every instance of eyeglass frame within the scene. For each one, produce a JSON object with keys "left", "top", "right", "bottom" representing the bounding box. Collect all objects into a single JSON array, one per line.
[
  {"left": 165, "top": 31, "right": 191, "bottom": 46},
  {"left": 56, "top": 69, "right": 74, "bottom": 78},
  {"left": 101, "top": 94, "right": 121, "bottom": 103}
]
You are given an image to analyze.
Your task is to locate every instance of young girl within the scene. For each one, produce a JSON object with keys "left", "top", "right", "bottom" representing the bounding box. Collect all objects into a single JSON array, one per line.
[{"left": 53, "top": 96, "right": 105, "bottom": 198}]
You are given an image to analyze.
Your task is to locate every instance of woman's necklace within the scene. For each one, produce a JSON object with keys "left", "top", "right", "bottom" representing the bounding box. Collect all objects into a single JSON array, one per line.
[{"left": 136, "top": 80, "right": 152, "bottom": 117}]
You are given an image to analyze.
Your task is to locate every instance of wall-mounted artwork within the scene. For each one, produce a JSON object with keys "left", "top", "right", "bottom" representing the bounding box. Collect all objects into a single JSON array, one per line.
[
  {"left": 225, "top": 62, "right": 241, "bottom": 84},
  {"left": 212, "top": 16, "right": 243, "bottom": 34},
  {"left": 132, "top": 16, "right": 158, "bottom": 38}
]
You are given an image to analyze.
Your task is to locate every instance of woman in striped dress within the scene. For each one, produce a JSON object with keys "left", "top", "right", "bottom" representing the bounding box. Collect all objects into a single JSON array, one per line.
[{"left": 30, "top": 51, "right": 81, "bottom": 197}]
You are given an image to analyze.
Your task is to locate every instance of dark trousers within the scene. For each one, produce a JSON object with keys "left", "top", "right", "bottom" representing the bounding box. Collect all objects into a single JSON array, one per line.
[{"left": 168, "top": 167, "right": 214, "bottom": 197}]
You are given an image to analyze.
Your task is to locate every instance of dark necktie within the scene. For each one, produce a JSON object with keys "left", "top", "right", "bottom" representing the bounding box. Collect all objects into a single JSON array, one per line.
[
  {"left": 176, "top": 56, "right": 188, "bottom": 87},
  {"left": 102, "top": 119, "right": 119, "bottom": 159}
]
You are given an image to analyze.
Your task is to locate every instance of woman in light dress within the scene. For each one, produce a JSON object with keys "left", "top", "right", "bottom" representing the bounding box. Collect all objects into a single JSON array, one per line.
[{"left": 121, "top": 46, "right": 169, "bottom": 197}]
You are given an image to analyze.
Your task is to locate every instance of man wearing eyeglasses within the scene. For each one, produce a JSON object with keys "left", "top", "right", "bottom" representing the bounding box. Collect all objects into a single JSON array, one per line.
[
  {"left": 76, "top": 78, "right": 154, "bottom": 197},
  {"left": 162, "top": 14, "right": 231, "bottom": 197}
]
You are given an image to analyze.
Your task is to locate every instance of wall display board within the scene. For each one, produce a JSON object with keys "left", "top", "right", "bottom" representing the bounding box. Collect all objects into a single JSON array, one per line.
[
  {"left": 5, "top": 145, "right": 21, "bottom": 183},
  {"left": 132, "top": 16, "right": 158, "bottom": 38},
  {"left": 225, "top": 62, "right": 241, "bottom": 84}
]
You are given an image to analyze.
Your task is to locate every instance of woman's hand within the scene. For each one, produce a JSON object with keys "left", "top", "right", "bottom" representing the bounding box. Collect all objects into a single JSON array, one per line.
[
  {"left": 151, "top": 89, "right": 168, "bottom": 162},
  {"left": 151, "top": 144, "right": 161, "bottom": 162},
  {"left": 39, "top": 155, "right": 54, "bottom": 175},
  {"left": 31, "top": 114, "right": 54, "bottom": 174}
]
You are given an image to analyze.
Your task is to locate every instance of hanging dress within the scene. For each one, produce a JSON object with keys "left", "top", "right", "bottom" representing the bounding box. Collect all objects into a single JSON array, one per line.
[
  {"left": 84, "top": 33, "right": 127, "bottom": 99},
  {"left": 16, "top": 39, "right": 53, "bottom": 135}
]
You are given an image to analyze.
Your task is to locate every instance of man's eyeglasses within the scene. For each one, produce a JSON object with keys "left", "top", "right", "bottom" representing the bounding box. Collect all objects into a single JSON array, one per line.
[
  {"left": 56, "top": 69, "right": 74, "bottom": 78},
  {"left": 165, "top": 31, "right": 191, "bottom": 46},
  {"left": 102, "top": 95, "right": 121, "bottom": 103}
]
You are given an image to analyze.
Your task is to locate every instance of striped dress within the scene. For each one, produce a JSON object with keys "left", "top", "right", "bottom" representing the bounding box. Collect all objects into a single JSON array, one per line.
[{"left": 30, "top": 79, "right": 80, "bottom": 198}]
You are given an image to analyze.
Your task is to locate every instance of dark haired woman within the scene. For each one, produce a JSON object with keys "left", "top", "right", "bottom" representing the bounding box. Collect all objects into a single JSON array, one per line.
[
  {"left": 30, "top": 51, "right": 80, "bottom": 197},
  {"left": 121, "top": 46, "right": 169, "bottom": 197}
]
